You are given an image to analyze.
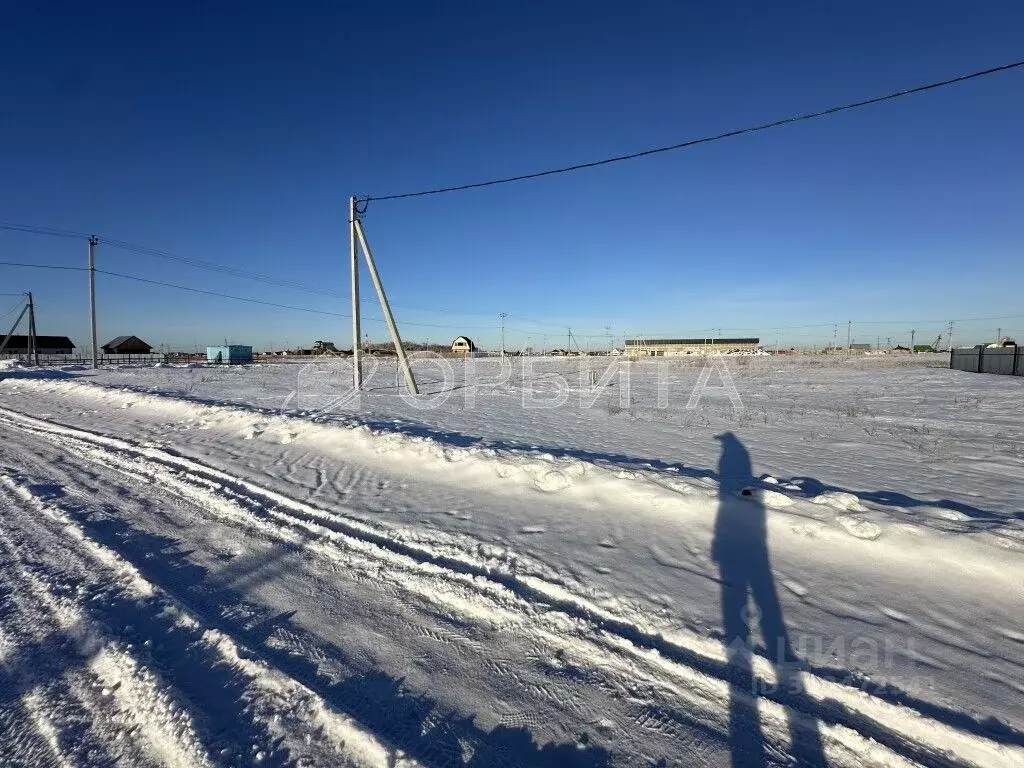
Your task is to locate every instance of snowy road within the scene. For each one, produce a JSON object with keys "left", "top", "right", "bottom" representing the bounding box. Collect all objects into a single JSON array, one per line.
[{"left": 1, "top": 365, "right": 1022, "bottom": 767}]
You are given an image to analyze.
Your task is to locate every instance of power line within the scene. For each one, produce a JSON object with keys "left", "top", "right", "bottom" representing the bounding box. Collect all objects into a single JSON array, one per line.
[
  {"left": 0, "top": 261, "right": 88, "bottom": 272},
  {"left": 0, "top": 222, "right": 92, "bottom": 240},
  {"left": 363, "top": 58, "right": 1024, "bottom": 202},
  {"left": 0, "top": 220, "right": 519, "bottom": 319},
  {"left": 0, "top": 260, "right": 505, "bottom": 329},
  {"left": 3, "top": 260, "right": 1022, "bottom": 339}
]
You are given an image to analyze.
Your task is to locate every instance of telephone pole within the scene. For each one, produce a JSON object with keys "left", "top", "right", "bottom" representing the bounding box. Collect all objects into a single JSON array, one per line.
[
  {"left": 349, "top": 197, "right": 362, "bottom": 389},
  {"left": 847, "top": 320, "right": 851, "bottom": 351},
  {"left": 910, "top": 329, "right": 916, "bottom": 353},
  {"left": 88, "top": 235, "right": 99, "bottom": 368},
  {"left": 26, "top": 292, "right": 38, "bottom": 366},
  {"left": 499, "top": 312, "right": 507, "bottom": 357},
  {"left": 947, "top": 321, "right": 954, "bottom": 352},
  {"left": 832, "top": 324, "right": 838, "bottom": 352}
]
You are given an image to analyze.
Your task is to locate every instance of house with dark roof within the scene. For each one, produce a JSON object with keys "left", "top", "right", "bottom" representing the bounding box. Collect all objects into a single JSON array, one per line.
[
  {"left": 451, "top": 336, "right": 476, "bottom": 356},
  {"left": 0, "top": 335, "right": 76, "bottom": 354},
  {"left": 102, "top": 336, "right": 153, "bottom": 354}
]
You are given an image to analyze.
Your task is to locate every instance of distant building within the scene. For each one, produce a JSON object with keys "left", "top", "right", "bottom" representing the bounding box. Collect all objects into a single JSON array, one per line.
[
  {"left": 206, "top": 345, "right": 253, "bottom": 365},
  {"left": 312, "top": 340, "right": 340, "bottom": 354},
  {"left": 451, "top": 336, "right": 476, "bottom": 355},
  {"left": 0, "top": 335, "right": 75, "bottom": 355},
  {"left": 849, "top": 343, "right": 872, "bottom": 352},
  {"left": 102, "top": 335, "right": 153, "bottom": 354},
  {"left": 625, "top": 338, "right": 760, "bottom": 357}
]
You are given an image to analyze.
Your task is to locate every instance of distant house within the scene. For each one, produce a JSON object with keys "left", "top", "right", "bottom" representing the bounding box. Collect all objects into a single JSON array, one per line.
[
  {"left": 312, "top": 340, "right": 340, "bottom": 355},
  {"left": 206, "top": 345, "right": 253, "bottom": 365},
  {"left": 624, "top": 338, "right": 760, "bottom": 357},
  {"left": 0, "top": 335, "right": 75, "bottom": 355},
  {"left": 102, "top": 335, "right": 153, "bottom": 354},
  {"left": 451, "top": 336, "right": 476, "bottom": 356}
]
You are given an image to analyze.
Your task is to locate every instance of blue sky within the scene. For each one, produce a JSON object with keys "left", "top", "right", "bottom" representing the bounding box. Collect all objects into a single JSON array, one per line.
[{"left": 1, "top": 0, "right": 1022, "bottom": 351}]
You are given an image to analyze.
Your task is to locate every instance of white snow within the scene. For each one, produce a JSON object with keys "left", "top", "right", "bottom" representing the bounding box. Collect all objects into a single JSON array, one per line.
[{"left": 0, "top": 354, "right": 1021, "bottom": 766}]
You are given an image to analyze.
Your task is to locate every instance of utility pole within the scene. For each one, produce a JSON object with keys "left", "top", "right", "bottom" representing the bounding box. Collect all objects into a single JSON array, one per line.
[
  {"left": 948, "top": 321, "right": 954, "bottom": 351},
  {"left": 353, "top": 217, "right": 418, "bottom": 395},
  {"left": 832, "top": 324, "right": 838, "bottom": 353},
  {"left": 88, "top": 235, "right": 99, "bottom": 368},
  {"left": 876, "top": 335, "right": 880, "bottom": 351},
  {"left": 997, "top": 327, "right": 1002, "bottom": 344},
  {"left": 847, "top": 320, "right": 851, "bottom": 351},
  {"left": 26, "top": 292, "right": 38, "bottom": 366},
  {"left": 567, "top": 328, "right": 572, "bottom": 353},
  {"left": 499, "top": 312, "right": 507, "bottom": 357},
  {"left": 910, "top": 329, "right": 916, "bottom": 353},
  {"left": 349, "top": 197, "right": 362, "bottom": 389}
]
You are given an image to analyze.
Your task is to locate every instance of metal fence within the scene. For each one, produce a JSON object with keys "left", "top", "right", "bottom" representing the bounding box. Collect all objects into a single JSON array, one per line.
[
  {"left": 950, "top": 346, "right": 1023, "bottom": 376},
  {"left": 0, "top": 353, "right": 206, "bottom": 367}
]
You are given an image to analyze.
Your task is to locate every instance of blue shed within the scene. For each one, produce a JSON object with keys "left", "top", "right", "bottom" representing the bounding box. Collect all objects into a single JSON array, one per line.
[{"left": 206, "top": 345, "right": 253, "bottom": 365}]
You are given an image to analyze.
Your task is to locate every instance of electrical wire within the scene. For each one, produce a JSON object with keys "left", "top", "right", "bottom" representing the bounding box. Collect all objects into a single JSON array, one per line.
[
  {"left": 0, "top": 222, "right": 92, "bottom": 240},
  {"left": 362, "top": 58, "right": 1024, "bottom": 202},
  {"left": 0, "top": 220, "right": 521, "bottom": 319},
  {"left": 0, "top": 261, "right": 88, "bottom": 272}
]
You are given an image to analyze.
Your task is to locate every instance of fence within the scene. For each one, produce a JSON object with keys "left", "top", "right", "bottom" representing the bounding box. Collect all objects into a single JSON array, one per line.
[
  {"left": 949, "top": 346, "right": 1023, "bottom": 376},
  {"left": 0, "top": 353, "right": 206, "bottom": 367}
]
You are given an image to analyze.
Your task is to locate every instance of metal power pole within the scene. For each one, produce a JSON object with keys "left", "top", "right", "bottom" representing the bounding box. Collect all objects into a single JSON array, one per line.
[
  {"left": 26, "top": 292, "right": 38, "bottom": 366},
  {"left": 948, "top": 321, "right": 954, "bottom": 351},
  {"left": 88, "top": 235, "right": 99, "bottom": 368},
  {"left": 847, "top": 320, "right": 851, "bottom": 351},
  {"left": 499, "top": 312, "right": 507, "bottom": 357},
  {"left": 350, "top": 197, "right": 362, "bottom": 389},
  {"left": 832, "top": 324, "right": 838, "bottom": 352},
  {"left": 910, "top": 329, "right": 916, "bottom": 353}
]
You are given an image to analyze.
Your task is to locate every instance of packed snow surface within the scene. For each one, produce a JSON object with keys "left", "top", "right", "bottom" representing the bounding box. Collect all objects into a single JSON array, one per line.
[{"left": 0, "top": 354, "right": 1021, "bottom": 767}]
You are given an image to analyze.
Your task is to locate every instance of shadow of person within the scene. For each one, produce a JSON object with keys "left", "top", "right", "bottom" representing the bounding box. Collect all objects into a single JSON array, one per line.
[{"left": 712, "top": 432, "right": 827, "bottom": 767}]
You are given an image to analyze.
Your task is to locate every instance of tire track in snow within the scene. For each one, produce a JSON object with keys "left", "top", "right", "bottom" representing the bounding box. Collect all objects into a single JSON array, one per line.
[
  {"left": 0, "top": 406, "right": 1018, "bottom": 768},
  {"left": 0, "top": 465, "right": 421, "bottom": 768},
  {"left": 0, "top": 481, "right": 213, "bottom": 768}
]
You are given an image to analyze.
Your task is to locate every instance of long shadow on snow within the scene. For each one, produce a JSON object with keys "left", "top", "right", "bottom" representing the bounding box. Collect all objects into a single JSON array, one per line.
[
  {"left": 61, "top": 506, "right": 611, "bottom": 768},
  {"left": 713, "top": 431, "right": 828, "bottom": 767}
]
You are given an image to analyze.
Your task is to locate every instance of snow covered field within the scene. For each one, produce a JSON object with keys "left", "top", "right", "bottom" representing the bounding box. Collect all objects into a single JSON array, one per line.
[{"left": 0, "top": 355, "right": 1021, "bottom": 767}]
